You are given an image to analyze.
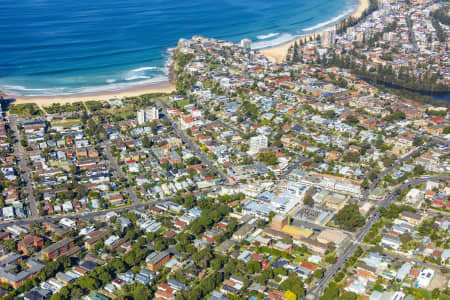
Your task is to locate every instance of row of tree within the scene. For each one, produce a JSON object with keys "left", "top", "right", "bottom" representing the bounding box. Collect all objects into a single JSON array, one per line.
[{"left": 322, "top": 53, "right": 449, "bottom": 94}]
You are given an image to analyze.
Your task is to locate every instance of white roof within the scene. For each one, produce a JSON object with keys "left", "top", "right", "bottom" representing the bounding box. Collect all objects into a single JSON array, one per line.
[{"left": 2, "top": 207, "right": 14, "bottom": 217}]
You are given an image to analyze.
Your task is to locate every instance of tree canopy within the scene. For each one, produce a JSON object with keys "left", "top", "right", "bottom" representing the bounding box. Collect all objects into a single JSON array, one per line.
[{"left": 334, "top": 204, "right": 365, "bottom": 231}]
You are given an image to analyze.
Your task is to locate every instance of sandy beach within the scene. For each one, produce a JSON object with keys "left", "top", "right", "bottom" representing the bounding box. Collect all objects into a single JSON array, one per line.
[
  {"left": 4, "top": 0, "right": 368, "bottom": 105},
  {"left": 260, "top": 0, "right": 369, "bottom": 63},
  {"left": 7, "top": 81, "right": 175, "bottom": 107}
]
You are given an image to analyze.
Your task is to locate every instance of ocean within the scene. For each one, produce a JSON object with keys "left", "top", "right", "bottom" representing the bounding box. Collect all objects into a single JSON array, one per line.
[{"left": 0, "top": 0, "right": 358, "bottom": 97}]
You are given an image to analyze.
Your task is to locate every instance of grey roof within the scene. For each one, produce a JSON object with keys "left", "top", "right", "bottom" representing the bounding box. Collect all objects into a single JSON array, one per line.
[
  {"left": 0, "top": 256, "right": 44, "bottom": 284},
  {"left": 216, "top": 239, "right": 237, "bottom": 254},
  {"left": 42, "top": 237, "right": 74, "bottom": 255},
  {"left": 167, "top": 278, "right": 187, "bottom": 290},
  {"left": 24, "top": 290, "right": 44, "bottom": 300},
  {"left": 80, "top": 260, "right": 97, "bottom": 271},
  {"left": 56, "top": 272, "right": 76, "bottom": 283},
  {"left": 0, "top": 253, "right": 21, "bottom": 267},
  {"left": 145, "top": 250, "right": 170, "bottom": 266}
]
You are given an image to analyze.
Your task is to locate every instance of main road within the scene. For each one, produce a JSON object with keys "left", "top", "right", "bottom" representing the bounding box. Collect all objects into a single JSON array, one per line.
[
  {"left": 9, "top": 115, "right": 39, "bottom": 219},
  {"left": 306, "top": 175, "right": 447, "bottom": 299},
  {"left": 304, "top": 139, "right": 441, "bottom": 299},
  {"left": 0, "top": 183, "right": 218, "bottom": 230}
]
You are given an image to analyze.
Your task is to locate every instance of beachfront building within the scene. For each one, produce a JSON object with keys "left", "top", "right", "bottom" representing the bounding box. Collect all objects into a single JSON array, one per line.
[
  {"left": 137, "top": 108, "right": 159, "bottom": 125},
  {"left": 240, "top": 39, "right": 251, "bottom": 49},
  {"left": 323, "top": 29, "right": 336, "bottom": 47}
]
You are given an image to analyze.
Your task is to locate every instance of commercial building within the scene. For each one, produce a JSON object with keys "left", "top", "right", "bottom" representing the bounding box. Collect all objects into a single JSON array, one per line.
[
  {"left": 294, "top": 206, "right": 329, "bottom": 225},
  {"left": 271, "top": 214, "right": 289, "bottom": 231},
  {"left": 301, "top": 172, "right": 362, "bottom": 196},
  {"left": 317, "top": 229, "right": 348, "bottom": 247},
  {"left": 281, "top": 225, "right": 313, "bottom": 239}
]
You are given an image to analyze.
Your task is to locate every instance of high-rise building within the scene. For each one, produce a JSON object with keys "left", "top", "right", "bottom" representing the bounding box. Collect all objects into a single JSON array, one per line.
[
  {"left": 240, "top": 39, "right": 251, "bottom": 50},
  {"left": 248, "top": 135, "right": 268, "bottom": 154},
  {"left": 137, "top": 110, "right": 146, "bottom": 125},
  {"left": 323, "top": 29, "right": 336, "bottom": 47},
  {"left": 137, "top": 107, "right": 158, "bottom": 125}
]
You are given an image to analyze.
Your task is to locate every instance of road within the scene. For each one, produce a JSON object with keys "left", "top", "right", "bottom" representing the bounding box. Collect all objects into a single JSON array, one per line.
[
  {"left": 363, "top": 142, "right": 430, "bottom": 200},
  {"left": 155, "top": 100, "right": 230, "bottom": 183},
  {"left": 191, "top": 99, "right": 246, "bottom": 137},
  {"left": 0, "top": 201, "right": 148, "bottom": 229},
  {"left": 103, "top": 142, "right": 139, "bottom": 204},
  {"left": 304, "top": 140, "right": 439, "bottom": 299},
  {"left": 4, "top": 103, "right": 228, "bottom": 224},
  {"left": 306, "top": 175, "right": 447, "bottom": 299},
  {"left": 9, "top": 116, "right": 39, "bottom": 219},
  {"left": 306, "top": 174, "right": 448, "bottom": 299},
  {"left": 0, "top": 183, "right": 218, "bottom": 229}
]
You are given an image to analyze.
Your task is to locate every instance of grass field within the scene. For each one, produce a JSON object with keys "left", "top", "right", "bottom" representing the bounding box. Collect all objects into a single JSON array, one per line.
[{"left": 51, "top": 119, "right": 81, "bottom": 128}]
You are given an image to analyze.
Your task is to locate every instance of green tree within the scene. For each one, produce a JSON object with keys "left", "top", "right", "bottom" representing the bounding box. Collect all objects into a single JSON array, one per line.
[
  {"left": 78, "top": 276, "right": 99, "bottom": 290},
  {"left": 313, "top": 269, "right": 325, "bottom": 278},
  {"left": 258, "top": 152, "right": 278, "bottom": 165},
  {"left": 3, "top": 239, "right": 16, "bottom": 252},
  {"left": 413, "top": 136, "right": 424, "bottom": 146},
  {"left": 153, "top": 238, "right": 168, "bottom": 251},
  {"left": 303, "top": 195, "right": 314, "bottom": 206},
  {"left": 334, "top": 204, "right": 365, "bottom": 231},
  {"left": 339, "top": 292, "right": 357, "bottom": 300},
  {"left": 279, "top": 275, "right": 305, "bottom": 298},
  {"left": 319, "top": 282, "right": 340, "bottom": 300},
  {"left": 247, "top": 261, "right": 261, "bottom": 274},
  {"left": 413, "top": 164, "right": 425, "bottom": 176},
  {"left": 133, "top": 285, "right": 151, "bottom": 299}
]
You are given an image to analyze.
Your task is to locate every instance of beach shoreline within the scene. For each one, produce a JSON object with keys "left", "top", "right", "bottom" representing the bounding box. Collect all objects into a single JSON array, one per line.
[
  {"left": 7, "top": 80, "right": 175, "bottom": 107},
  {"left": 260, "top": 0, "right": 369, "bottom": 63},
  {"left": 3, "top": 0, "right": 368, "bottom": 105}
]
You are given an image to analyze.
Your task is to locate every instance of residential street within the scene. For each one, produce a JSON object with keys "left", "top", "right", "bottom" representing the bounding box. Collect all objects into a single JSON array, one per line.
[
  {"left": 103, "top": 142, "right": 139, "bottom": 204},
  {"left": 155, "top": 100, "right": 230, "bottom": 183},
  {"left": 9, "top": 115, "right": 39, "bottom": 219}
]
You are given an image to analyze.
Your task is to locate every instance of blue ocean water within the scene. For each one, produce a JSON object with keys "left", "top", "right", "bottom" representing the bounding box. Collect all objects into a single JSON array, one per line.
[{"left": 0, "top": 0, "right": 358, "bottom": 96}]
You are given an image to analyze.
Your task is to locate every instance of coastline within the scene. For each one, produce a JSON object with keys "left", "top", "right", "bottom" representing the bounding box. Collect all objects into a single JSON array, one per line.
[
  {"left": 8, "top": 80, "right": 175, "bottom": 106},
  {"left": 2, "top": 0, "right": 367, "bottom": 105},
  {"left": 260, "top": 0, "right": 369, "bottom": 63}
]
